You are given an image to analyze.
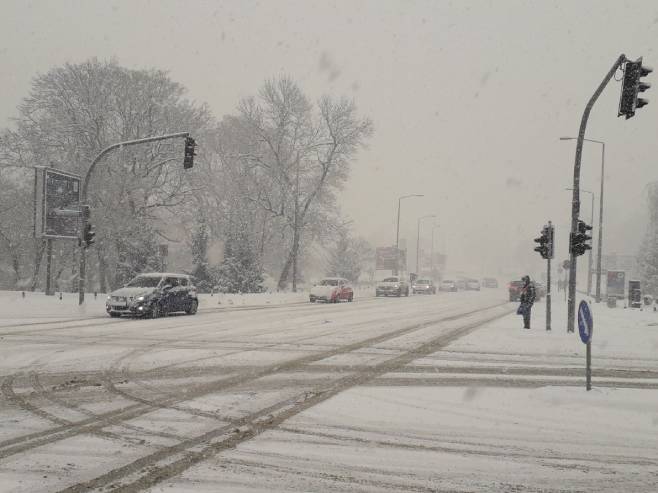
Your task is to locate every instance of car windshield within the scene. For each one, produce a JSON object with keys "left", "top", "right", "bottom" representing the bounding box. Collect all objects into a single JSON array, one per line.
[
  {"left": 382, "top": 277, "right": 399, "bottom": 282},
  {"left": 319, "top": 279, "right": 339, "bottom": 286},
  {"left": 126, "top": 276, "right": 162, "bottom": 288},
  {"left": 416, "top": 280, "right": 430, "bottom": 284}
]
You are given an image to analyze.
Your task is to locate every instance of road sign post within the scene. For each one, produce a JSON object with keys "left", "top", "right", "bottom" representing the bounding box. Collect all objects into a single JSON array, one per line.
[{"left": 577, "top": 300, "right": 593, "bottom": 391}]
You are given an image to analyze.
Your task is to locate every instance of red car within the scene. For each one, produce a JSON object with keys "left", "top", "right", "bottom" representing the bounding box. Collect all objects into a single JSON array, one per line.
[
  {"left": 309, "top": 277, "right": 354, "bottom": 303},
  {"left": 509, "top": 279, "right": 542, "bottom": 302}
]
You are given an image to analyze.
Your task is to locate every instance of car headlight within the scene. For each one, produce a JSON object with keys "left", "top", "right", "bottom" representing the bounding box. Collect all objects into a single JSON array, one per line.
[
  {"left": 107, "top": 295, "right": 111, "bottom": 301},
  {"left": 136, "top": 295, "right": 147, "bottom": 302},
  {"left": 393, "top": 284, "right": 399, "bottom": 288}
]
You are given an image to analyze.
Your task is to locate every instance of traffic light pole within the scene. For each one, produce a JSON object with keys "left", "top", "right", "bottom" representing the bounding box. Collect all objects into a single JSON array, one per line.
[
  {"left": 78, "top": 132, "right": 190, "bottom": 305},
  {"left": 547, "top": 256, "right": 551, "bottom": 331},
  {"left": 567, "top": 54, "right": 626, "bottom": 333}
]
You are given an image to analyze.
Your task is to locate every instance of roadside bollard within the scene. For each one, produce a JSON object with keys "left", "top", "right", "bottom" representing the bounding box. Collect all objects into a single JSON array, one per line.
[
  {"left": 94, "top": 292, "right": 97, "bottom": 299},
  {"left": 59, "top": 292, "right": 63, "bottom": 300},
  {"left": 22, "top": 291, "right": 25, "bottom": 298}
]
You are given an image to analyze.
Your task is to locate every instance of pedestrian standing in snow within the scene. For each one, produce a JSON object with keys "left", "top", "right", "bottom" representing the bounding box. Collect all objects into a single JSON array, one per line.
[{"left": 518, "top": 275, "right": 536, "bottom": 329}]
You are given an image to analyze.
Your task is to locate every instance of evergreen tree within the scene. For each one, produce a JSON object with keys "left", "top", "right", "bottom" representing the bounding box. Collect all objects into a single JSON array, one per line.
[
  {"left": 215, "top": 227, "right": 264, "bottom": 293},
  {"left": 190, "top": 216, "right": 212, "bottom": 291}
]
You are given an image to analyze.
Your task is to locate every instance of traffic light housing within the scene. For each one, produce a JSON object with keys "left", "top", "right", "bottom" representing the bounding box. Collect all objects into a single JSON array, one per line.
[
  {"left": 183, "top": 137, "right": 196, "bottom": 169},
  {"left": 619, "top": 57, "right": 652, "bottom": 119},
  {"left": 533, "top": 224, "right": 554, "bottom": 260},
  {"left": 570, "top": 220, "right": 592, "bottom": 257},
  {"left": 83, "top": 223, "right": 95, "bottom": 248}
]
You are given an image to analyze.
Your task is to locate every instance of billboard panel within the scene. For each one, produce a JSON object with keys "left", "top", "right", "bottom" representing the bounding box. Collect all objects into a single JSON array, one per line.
[
  {"left": 375, "top": 247, "right": 397, "bottom": 270},
  {"left": 375, "top": 246, "right": 407, "bottom": 271},
  {"left": 34, "top": 168, "right": 82, "bottom": 239},
  {"left": 606, "top": 270, "right": 625, "bottom": 298}
]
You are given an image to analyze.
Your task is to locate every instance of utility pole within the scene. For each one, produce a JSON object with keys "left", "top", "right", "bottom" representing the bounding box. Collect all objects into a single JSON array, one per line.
[
  {"left": 566, "top": 54, "right": 626, "bottom": 333},
  {"left": 595, "top": 141, "right": 605, "bottom": 303},
  {"left": 78, "top": 132, "right": 191, "bottom": 305}
]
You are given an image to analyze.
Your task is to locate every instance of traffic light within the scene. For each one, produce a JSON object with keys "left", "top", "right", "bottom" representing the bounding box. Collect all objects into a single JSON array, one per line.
[
  {"left": 619, "top": 57, "right": 652, "bottom": 119},
  {"left": 533, "top": 224, "right": 554, "bottom": 260},
  {"left": 83, "top": 223, "right": 95, "bottom": 248},
  {"left": 183, "top": 137, "right": 196, "bottom": 169},
  {"left": 570, "top": 220, "right": 592, "bottom": 257}
]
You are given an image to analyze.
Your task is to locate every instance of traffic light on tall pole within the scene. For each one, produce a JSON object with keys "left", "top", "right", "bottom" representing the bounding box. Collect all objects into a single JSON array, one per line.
[
  {"left": 534, "top": 221, "right": 554, "bottom": 331},
  {"left": 570, "top": 220, "right": 592, "bottom": 257},
  {"left": 533, "top": 224, "right": 554, "bottom": 260},
  {"left": 183, "top": 137, "right": 196, "bottom": 169},
  {"left": 619, "top": 57, "right": 653, "bottom": 119}
]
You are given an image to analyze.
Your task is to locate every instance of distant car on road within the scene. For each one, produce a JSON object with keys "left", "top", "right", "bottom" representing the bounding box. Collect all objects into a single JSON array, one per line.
[
  {"left": 376, "top": 276, "right": 410, "bottom": 297},
  {"left": 412, "top": 279, "right": 436, "bottom": 294},
  {"left": 309, "top": 277, "right": 354, "bottom": 303},
  {"left": 439, "top": 280, "right": 458, "bottom": 292},
  {"left": 482, "top": 277, "right": 499, "bottom": 288},
  {"left": 465, "top": 279, "right": 481, "bottom": 291},
  {"left": 106, "top": 273, "right": 198, "bottom": 318}
]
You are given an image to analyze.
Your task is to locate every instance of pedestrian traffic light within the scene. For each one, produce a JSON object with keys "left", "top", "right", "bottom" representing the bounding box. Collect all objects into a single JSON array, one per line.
[
  {"left": 83, "top": 223, "right": 95, "bottom": 248},
  {"left": 619, "top": 57, "right": 652, "bottom": 119},
  {"left": 570, "top": 220, "right": 592, "bottom": 257},
  {"left": 533, "top": 224, "right": 554, "bottom": 260},
  {"left": 183, "top": 136, "right": 196, "bottom": 169}
]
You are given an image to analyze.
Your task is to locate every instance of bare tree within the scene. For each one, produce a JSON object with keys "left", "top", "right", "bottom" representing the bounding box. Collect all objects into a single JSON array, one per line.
[
  {"left": 223, "top": 77, "right": 372, "bottom": 290},
  {"left": 0, "top": 59, "right": 214, "bottom": 290}
]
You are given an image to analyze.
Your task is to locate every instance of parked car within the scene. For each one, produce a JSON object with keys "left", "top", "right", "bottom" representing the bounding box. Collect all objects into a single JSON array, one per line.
[
  {"left": 412, "top": 279, "right": 436, "bottom": 294},
  {"left": 508, "top": 279, "right": 542, "bottom": 302},
  {"left": 465, "top": 279, "right": 481, "bottom": 291},
  {"left": 455, "top": 279, "right": 467, "bottom": 290},
  {"left": 309, "top": 277, "right": 354, "bottom": 303},
  {"left": 439, "top": 280, "right": 458, "bottom": 292},
  {"left": 106, "top": 273, "right": 198, "bottom": 318},
  {"left": 376, "top": 276, "right": 410, "bottom": 297},
  {"left": 482, "top": 277, "right": 499, "bottom": 288},
  {"left": 508, "top": 280, "right": 524, "bottom": 301}
]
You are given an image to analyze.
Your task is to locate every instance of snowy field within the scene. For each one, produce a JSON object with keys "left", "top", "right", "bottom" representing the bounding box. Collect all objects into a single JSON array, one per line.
[{"left": 1, "top": 290, "right": 658, "bottom": 492}]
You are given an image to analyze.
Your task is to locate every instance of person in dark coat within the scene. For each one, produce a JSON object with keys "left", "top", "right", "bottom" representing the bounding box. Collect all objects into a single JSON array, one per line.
[{"left": 519, "top": 275, "right": 536, "bottom": 329}]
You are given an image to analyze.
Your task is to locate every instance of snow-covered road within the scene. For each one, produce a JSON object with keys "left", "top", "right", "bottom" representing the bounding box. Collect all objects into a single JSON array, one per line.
[{"left": 1, "top": 290, "right": 658, "bottom": 492}]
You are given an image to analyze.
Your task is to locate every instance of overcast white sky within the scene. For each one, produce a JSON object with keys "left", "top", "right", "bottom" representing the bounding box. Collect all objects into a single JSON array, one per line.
[{"left": 2, "top": 0, "right": 658, "bottom": 279}]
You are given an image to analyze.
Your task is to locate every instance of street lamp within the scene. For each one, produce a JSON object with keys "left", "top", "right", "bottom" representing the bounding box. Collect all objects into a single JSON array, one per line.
[
  {"left": 560, "top": 136, "right": 605, "bottom": 302},
  {"left": 416, "top": 214, "right": 436, "bottom": 274},
  {"left": 395, "top": 194, "right": 423, "bottom": 274},
  {"left": 566, "top": 188, "right": 595, "bottom": 296}
]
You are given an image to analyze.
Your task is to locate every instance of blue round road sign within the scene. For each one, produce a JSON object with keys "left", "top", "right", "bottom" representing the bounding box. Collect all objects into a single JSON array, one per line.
[{"left": 578, "top": 300, "right": 593, "bottom": 343}]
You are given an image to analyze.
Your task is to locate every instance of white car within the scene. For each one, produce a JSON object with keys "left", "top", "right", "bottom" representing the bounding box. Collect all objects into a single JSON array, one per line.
[
  {"left": 309, "top": 278, "right": 354, "bottom": 303},
  {"left": 466, "top": 279, "right": 481, "bottom": 291}
]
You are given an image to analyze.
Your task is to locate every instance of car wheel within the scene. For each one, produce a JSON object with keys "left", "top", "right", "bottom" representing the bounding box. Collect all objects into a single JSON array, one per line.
[
  {"left": 397, "top": 291, "right": 401, "bottom": 297},
  {"left": 151, "top": 303, "right": 161, "bottom": 319},
  {"left": 186, "top": 299, "right": 198, "bottom": 315},
  {"left": 405, "top": 289, "right": 410, "bottom": 297}
]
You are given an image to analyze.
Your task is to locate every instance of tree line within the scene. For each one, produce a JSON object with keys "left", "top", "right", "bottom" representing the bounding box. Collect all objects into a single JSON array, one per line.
[{"left": 0, "top": 59, "right": 373, "bottom": 292}]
